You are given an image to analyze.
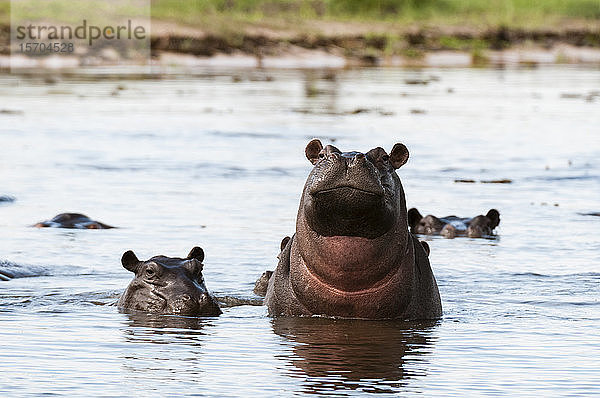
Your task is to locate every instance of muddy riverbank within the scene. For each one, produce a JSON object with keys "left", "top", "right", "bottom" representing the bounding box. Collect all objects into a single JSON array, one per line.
[{"left": 2, "top": 24, "right": 600, "bottom": 68}]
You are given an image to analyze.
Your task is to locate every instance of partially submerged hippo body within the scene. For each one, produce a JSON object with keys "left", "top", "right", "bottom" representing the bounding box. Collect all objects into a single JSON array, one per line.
[
  {"left": 34, "top": 213, "right": 114, "bottom": 229},
  {"left": 118, "top": 247, "right": 221, "bottom": 316},
  {"left": 0, "top": 195, "right": 15, "bottom": 203},
  {"left": 408, "top": 208, "right": 500, "bottom": 238},
  {"left": 264, "top": 140, "right": 442, "bottom": 320}
]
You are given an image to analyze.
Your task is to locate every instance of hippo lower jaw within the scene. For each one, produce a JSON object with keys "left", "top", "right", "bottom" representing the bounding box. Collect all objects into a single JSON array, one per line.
[
  {"left": 168, "top": 294, "right": 222, "bottom": 316},
  {"left": 289, "top": 245, "right": 414, "bottom": 319},
  {"left": 130, "top": 296, "right": 219, "bottom": 316}
]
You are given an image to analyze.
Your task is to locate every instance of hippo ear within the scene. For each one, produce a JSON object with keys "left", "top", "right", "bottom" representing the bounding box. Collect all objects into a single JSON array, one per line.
[
  {"left": 389, "top": 143, "right": 409, "bottom": 169},
  {"left": 280, "top": 236, "right": 291, "bottom": 251},
  {"left": 187, "top": 246, "right": 205, "bottom": 262},
  {"left": 407, "top": 208, "right": 423, "bottom": 229},
  {"left": 121, "top": 250, "right": 140, "bottom": 273},
  {"left": 305, "top": 139, "right": 323, "bottom": 165},
  {"left": 486, "top": 209, "right": 500, "bottom": 229}
]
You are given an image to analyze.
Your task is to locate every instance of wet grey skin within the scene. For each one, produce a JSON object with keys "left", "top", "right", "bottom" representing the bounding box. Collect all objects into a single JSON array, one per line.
[
  {"left": 118, "top": 247, "right": 222, "bottom": 316},
  {"left": 408, "top": 208, "right": 500, "bottom": 238},
  {"left": 33, "top": 213, "right": 115, "bottom": 229},
  {"left": 262, "top": 139, "right": 442, "bottom": 320}
]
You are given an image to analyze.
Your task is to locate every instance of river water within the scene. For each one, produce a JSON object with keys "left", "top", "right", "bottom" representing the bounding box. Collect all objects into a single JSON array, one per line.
[{"left": 1, "top": 65, "right": 599, "bottom": 396}]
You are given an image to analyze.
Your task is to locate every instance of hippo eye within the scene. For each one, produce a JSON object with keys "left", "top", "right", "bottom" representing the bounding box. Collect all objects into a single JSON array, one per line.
[
  {"left": 145, "top": 268, "right": 156, "bottom": 278},
  {"left": 382, "top": 155, "right": 390, "bottom": 162},
  {"left": 318, "top": 153, "right": 325, "bottom": 159}
]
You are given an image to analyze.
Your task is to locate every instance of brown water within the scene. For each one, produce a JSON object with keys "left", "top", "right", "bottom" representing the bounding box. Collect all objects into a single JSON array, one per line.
[{"left": 1, "top": 65, "right": 599, "bottom": 396}]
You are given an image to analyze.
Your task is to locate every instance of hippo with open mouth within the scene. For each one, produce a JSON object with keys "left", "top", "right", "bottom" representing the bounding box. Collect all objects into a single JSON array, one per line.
[
  {"left": 407, "top": 208, "right": 500, "bottom": 238},
  {"left": 118, "top": 246, "right": 221, "bottom": 316},
  {"left": 33, "top": 213, "right": 114, "bottom": 229},
  {"left": 264, "top": 139, "right": 442, "bottom": 320}
]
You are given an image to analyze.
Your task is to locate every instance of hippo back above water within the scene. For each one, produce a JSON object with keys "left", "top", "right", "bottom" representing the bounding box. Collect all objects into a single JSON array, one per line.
[
  {"left": 34, "top": 213, "right": 114, "bottom": 229},
  {"left": 118, "top": 246, "right": 221, "bottom": 316},
  {"left": 264, "top": 139, "right": 442, "bottom": 320},
  {"left": 408, "top": 208, "right": 500, "bottom": 238}
]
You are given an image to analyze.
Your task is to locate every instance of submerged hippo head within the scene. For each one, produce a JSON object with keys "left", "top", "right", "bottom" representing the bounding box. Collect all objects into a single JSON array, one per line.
[
  {"left": 408, "top": 208, "right": 500, "bottom": 238},
  {"left": 466, "top": 209, "right": 500, "bottom": 238},
  {"left": 118, "top": 247, "right": 221, "bottom": 316},
  {"left": 408, "top": 209, "right": 445, "bottom": 235},
  {"left": 302, "top": 139, "right": 409, "bottom": 239},
  {"left": 265, "top": 139, "right": 442, "bottom": 320}
]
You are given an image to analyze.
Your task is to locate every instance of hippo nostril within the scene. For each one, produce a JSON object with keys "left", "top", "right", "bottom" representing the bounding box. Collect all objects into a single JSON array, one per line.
[{"left": 350, "top": 153, "right": 366, "bottom": 167}]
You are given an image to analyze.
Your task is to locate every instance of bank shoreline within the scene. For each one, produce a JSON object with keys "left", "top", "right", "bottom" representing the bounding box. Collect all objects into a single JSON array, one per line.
[{"left": 2, "top": 24, "right": 600, "bottom": 69}]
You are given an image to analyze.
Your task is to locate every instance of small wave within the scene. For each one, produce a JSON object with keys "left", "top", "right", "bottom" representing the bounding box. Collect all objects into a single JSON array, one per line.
[
  {"left": 76, "top": 164, "right": 147, "bottom": 172},
  {"left": 209, "top": 131, "right": 283, "bottom": 139},
  {"left": 260, "top": 167, "right": 291, "bottom": 176},
  {"left": 578, "top": 212, "right": 600, "bottom": 217},
  {"left": 0, "top": 261, "right": 52, "bottom": 280},
  {"left": 0, "top": 261, "right": 85, "bottom": 280},
  {"left": 513, "top": 299, "right": 600, "bottom": 307},
  {"left": 528, "top": 175, "right": 599, "bottom": 182},
  {"left": 510, "top": 272, "right": 552, "bottom": 278},
  {"left": 508, "top": 271, "right": 600, "bottom": 278}
]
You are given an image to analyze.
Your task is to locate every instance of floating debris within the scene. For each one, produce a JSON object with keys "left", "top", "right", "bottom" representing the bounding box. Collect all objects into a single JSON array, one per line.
[
  {"left": 0, "top": 109, "right": 24, "bottom": 115},
  {"left": 455, "top": 179, "right": 513, "bottom": 184},
  {"left": 481, "top": 179, "right": 513, "bottom": 184},
  {"left": 292, "top": 107, "right": 395, "bottom": 116},
  {"left": 405, "top": 79, "right": 429, "bottom": 85}
]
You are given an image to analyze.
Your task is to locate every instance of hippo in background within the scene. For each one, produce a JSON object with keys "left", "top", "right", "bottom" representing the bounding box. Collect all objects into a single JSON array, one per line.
[
  {"left": 0, "top": 195, "right": 16, "bottom": 204},
  {"left": 33, "top": 213, "right": 114, "bottom": 229},
  {"left": 253, "top": 236, "right": 290, "bottom": 296},
  {"left": 118, "top": 246, "right": 221, "bottom": 316},
  {"left": 0, "top": 260, "right": 52, "bottom": 281},
  {"left": 264, "top": 139, "right": 442, "bottom": 320},
  {"left": 408, "top": 208, "right": 500, "bottom": 238}
]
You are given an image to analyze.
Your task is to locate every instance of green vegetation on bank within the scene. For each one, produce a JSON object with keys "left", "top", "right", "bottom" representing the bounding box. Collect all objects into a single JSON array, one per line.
[
  {"left": 149, "top": 0, "right": 600, "bottom": 29},
  {"left": 1, "top": 0, "right": 599, "bottom": 61},
  {"left": 1, "top": 0, "right": 599, "bottom": 30}
]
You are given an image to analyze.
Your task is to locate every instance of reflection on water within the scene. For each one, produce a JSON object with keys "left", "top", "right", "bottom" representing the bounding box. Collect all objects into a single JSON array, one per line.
[
  {"left": 119, "top": 313, "right": 214, "bottom": 386},
  {"left": 121, "top": 311, "right": 213, "bottom": 335},
  {"left": 272, "top": 317, "right": 438, "bottom": 394},
  {"left": 1, "top": 65, "right": 599, "bottom": 396}
]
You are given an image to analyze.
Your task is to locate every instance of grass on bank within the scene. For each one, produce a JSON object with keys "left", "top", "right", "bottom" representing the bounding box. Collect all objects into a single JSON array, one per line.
[
  {"left": 1, "top": 0, "right": 600, "bottom": 29},
  {"left": 148, "top": 0, "right": 600, "bottom": 30}
]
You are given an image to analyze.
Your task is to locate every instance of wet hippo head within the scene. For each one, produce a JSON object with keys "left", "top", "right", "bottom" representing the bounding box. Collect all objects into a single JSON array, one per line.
[
  {"left": 302, "top": 139, "right": 409, "bottom": 239},
  {"left": 299, "top": 140, "right": 411, "bottom": 293},
  {"left": 265, "top": 139, "right": 442, "bottom": 320},
  {"left": 118, "top": 247, "right": 221, "bottom": 316},
  {"left": 466, "top": 209, "right": 500, "bottom": 238},
  {"left": 408, "top": 208, "right": 501, "bottom": 238},
  {"left": 408, "top": 209, "right": 446, "bottom": 235}
]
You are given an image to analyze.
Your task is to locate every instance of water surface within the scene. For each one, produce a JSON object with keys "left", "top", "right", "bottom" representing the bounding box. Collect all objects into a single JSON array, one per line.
[{"left": 1, "top": 65, "right": 599, "bottom": 396}]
